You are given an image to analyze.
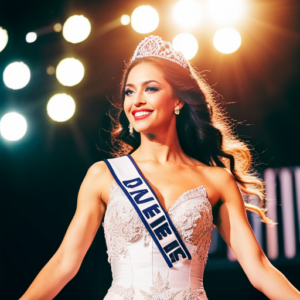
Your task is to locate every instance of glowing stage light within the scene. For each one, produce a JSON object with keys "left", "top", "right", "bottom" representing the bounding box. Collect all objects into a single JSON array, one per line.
[
  {"left": 0, "top": 112, "right": 27, "bottom": 141},
  {"left": 47, "top": 94, "right": 76, "bottom": 122},
  {"left": 121, "top": 14, "right": 130, "bottom": 26},
  {"left": 26, "top": 32, "right": 37, "bottom": 43},
  {"left": 208, "top": 0, "right": 245, "bottom": 24},
  {"left": 0, "top": 27, "right": 8, "bottom": 52},
  {"left": 63, "top": 15, "right": 91, "bottom": 44},
  {"left": 172, "top": 33, "right": 198, "bottom": 60},
  {"left": 54, "top": 23, "right": 62, "bottom": 32},
  {"left": 173, "top": 0, "right": 203, "bottom": 29},
  {"left": 213, "top": 28, "right": 242, "bottom": 54},
  {"left": 3, "top": 62, "right": 31, "bottom": 90},
  {"left": 131, "top": 5, "right": 159, "bottom": 34},
  {"left": 56, "top": 58, "right": 84, "bottom": 87}
]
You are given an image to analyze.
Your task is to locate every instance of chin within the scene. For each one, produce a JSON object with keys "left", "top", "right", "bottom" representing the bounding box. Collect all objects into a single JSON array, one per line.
[{"left": 134, "top": 125, "right": 151, "bottom": 133}]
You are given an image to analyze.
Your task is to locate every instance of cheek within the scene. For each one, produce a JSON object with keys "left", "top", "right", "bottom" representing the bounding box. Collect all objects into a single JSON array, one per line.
[
  {"left": 154, "top": 94, "right": 174, "bottom": 116},
  {"left": 123, "top": 98, "right": 131, "bottom": 116}
]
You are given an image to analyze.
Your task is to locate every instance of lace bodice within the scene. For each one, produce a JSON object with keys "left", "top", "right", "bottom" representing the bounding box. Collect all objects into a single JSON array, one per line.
[{"left": 102, "top": 180, "right": 213, "bottom": 300}]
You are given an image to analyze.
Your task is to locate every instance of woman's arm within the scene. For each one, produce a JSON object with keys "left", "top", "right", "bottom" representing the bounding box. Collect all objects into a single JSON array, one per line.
[
  {"left": 214, "top": 168, "right": 300, "bottom": 300},
  {"left": 19, "top": 161, "right": 109, "bottom": 300}
]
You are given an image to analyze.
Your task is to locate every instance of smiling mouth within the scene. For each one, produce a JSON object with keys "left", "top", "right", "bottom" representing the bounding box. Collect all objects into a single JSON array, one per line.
[
  {"left": 133, "top": 110, "right": 154, "bottom": 120},
  {"left": 135, "top": 111, "right": 152, "bottom": 117}
]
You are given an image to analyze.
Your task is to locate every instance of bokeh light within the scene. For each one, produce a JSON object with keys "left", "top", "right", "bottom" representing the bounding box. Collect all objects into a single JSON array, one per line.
[
  {"left": 56, "top": 58, "right": 85, "bottom": 87},
  {"left": 46, "top": 66, "right": 55, "bottom": 75},
  {"left": 173, "top": 0, "right": 203, "bottom": 29},
  {"left": 208, "top": 0, "right": 245, "bottom": 24},
  {"left": 63, "top": 15, "right": 91, "bottom": 44},
  {"left": 26, "top": 32, "right": 37, "bottom": 43},
  {"left": 131, "top": 5, "right": 159, "bottom": 34},
  {"left": 54, "top": 23, "right": 62, "bottom": 32},
  {"left": 0, "top": 27, "right": 9, "bottom": 52},
  {"left": 0, "top": 112, "right": 27, "bottom": 141},
  {"left": 3, "top": 62, "right": 31, "bottom": 90},
  {"left": 172, "top": 33, "right": 198, "bottom": 60},
  {"left": 121, "top": 14, "right": 130, "bottom": 26},
  {"left": 213, "top": 28, "right": 242, "bottom": 54},
  {"left": 47, "top": 94, "right": 76, "bottom": 122}
]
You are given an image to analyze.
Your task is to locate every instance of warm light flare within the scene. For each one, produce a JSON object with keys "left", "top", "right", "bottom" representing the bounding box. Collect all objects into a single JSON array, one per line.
[
  {"left": 56, "top": 58, "right": 85, "bottom": 87},
  {"left": 213, "top": 28, "right": 242, "bottom": 54},
  {"left": 131, "top": 5, "right": 159, "bottom": 34},
  {"left": 173, "top": 0, "right": 203, "bottom": 29},
  {"left": 121, "top": 15, "right": 130, "bottom": 26},
  {"left": 54, "top": 23, "right": 62, "bottom": 32},
  {"left": 172, "top": 33, "right": 198, "bottom": 60},
  {"left": 208, "top": 0, "right": 245, "bottom": 24},
  {"left": 47, "top": 94, "right": 76, "bottom": 122},
  {"left": 63, "top": 15, "right": 91, "bottom": 44}
]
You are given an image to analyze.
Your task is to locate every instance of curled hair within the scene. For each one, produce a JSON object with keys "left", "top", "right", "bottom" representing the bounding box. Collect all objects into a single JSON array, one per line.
[{"left": 108, "top": 57, "right": 275, "bottom": 225}]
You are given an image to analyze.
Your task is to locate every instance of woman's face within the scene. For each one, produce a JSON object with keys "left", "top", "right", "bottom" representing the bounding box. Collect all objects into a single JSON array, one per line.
[{"left": 124, "top": 62, "right": 181, "bottom": 135}]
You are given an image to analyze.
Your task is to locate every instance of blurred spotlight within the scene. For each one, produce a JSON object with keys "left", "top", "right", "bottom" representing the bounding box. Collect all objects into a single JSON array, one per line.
[
  {"left": 63, "top": 15, "right": 91, "bottom": 44},
  {"left": 173, "top": 0, "right": 203, "bottom": 29},
  {"left": 3, "top": 62, "right": 31, "bottom": 90},
  {"left": 172, "top": 33, "right": 198, "bottom": 60},
  {"left": 46, "top": 66, "right": 55, "bottom": 75},
  {"left": 0, "top": 27, "right": 9, "bottom": 52},
  {"left": 213, "top": 28, "right": 241, "bottom": 54},
  {"left": 121, "top": 14, "right": 130, "bottom": 26},
  {"left": 56, "top": 58, "right": 84, "bottom": 87},
  {"left": 0, "top": 112, "right": 27, "bottom": 141},
  {"left": 208, "top": 0, "right": 245, "bottom": 24},
  {"left": 26, "top": 32, "right": 37, "bottom": 43},
  {"left": 47, "top": 93, "right": 76, "bottom": 122},
  {"left": 54, "top": 23, "right": 62, "bottom": 32},
  {"left": 131, "top": 5, "right": 159, "bottom": 34}
]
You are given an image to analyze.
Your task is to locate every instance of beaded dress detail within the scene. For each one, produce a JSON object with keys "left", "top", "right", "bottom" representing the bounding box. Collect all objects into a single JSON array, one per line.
[{"left": 103, "top": 180, "right": 213, "bottom": 300}]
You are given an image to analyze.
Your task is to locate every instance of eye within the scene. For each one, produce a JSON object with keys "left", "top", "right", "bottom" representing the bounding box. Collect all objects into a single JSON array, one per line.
[
  {"left": 145, "top": 86, "right": 159, "bottom": 92},
  {"left": 125, "top": 89, "right": 134, "bottom": 96}
]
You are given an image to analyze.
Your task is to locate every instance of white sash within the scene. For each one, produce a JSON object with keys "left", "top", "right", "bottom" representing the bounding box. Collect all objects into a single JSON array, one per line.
[{"left": 104, "top": 155, "right": 191, "bottom": 268}]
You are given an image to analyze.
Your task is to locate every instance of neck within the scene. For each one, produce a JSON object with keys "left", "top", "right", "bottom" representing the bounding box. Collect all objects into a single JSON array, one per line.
[{"left": 131, "top": 119, "right": 190, "bottom": 166}]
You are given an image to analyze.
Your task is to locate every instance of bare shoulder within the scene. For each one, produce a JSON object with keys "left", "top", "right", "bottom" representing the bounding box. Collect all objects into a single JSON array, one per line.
[
  {"left": 84, "top": 161, "right": 114, "bottom": 205},
  {"left": 209, "top": 166, "right": 242, "bottom": 202},
  {"left": 205, "top": 165, "right": 234, "bottom": 179},
  {"left": 87, "top": 161, "right": 109, "bottom": 177},
  {"left": 198, "top": 165, "right": 238, "bottom": 205}
]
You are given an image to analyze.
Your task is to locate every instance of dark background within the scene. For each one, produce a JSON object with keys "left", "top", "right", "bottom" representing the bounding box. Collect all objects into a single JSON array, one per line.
[{"left": 1, "top": 0, "right": 300, "bottom": 299}]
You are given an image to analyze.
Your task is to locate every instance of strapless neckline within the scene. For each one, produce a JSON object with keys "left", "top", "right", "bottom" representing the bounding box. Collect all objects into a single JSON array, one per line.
[
  {"left": 108, "top": 179, "right": 211, "bottom": 215},
  {"left": 124, "top": 154, "right": 212, "bottom": 214}
]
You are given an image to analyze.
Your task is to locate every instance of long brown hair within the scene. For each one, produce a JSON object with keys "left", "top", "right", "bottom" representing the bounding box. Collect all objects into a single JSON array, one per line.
[{"left": 108, "top": 56, "right": 276, "bottom": 226}]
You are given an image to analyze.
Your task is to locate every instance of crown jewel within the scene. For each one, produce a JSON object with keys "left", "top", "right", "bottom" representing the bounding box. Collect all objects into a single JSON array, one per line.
[{"left": 131, "top": 36, "right": 189, "bottom": 69}]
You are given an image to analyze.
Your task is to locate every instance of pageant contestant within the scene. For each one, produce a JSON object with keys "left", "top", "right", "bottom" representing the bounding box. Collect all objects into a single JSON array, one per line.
[{"left": 20, "top": 36, "right": 300, "bottom": 300}]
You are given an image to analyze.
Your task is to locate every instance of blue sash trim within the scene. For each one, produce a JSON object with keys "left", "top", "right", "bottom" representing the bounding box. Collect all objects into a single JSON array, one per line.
[
  {"left": 126, "top": 155, "right": 192, "bottom": 261},
  {"left": 103, "top": 155, "right": 191, "bottom": 268}
]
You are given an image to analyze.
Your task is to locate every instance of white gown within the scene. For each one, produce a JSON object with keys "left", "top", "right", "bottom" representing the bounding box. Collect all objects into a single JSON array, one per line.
[{"left": 102, "top": 179, "right": 213, "bottom": 300}]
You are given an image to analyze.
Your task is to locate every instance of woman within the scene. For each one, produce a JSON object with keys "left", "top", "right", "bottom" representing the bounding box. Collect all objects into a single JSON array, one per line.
[{"left": 20, "top": 36, "right": 300, "bottom": 300}]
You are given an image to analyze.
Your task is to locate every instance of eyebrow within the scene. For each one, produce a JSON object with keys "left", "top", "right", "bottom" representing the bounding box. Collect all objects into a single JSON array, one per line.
[{"left": 125, "top": 80, "right": 162, "bottom": 88}]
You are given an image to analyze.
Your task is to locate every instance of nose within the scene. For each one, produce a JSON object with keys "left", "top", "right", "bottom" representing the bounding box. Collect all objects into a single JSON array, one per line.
[{"left": 133, "top": 89, "right": 147, "bottom": 107}]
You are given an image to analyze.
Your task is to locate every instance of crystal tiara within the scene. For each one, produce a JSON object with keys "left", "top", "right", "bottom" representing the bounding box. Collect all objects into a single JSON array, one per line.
[{"left": 131, "top": 35, "right": 189, "bottom": 69}]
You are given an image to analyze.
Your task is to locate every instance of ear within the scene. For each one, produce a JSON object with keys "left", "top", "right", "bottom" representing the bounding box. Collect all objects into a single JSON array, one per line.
[{"left": 175, "top": 98, "right": 185, "bottom": 110}]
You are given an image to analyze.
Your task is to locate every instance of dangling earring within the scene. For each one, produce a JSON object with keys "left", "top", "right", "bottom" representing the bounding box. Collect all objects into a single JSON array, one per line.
[
  {"left": 128, "top": 123, "right": 134, "bottom": 136},
  {"left": 174, "top": 106, "right": 180, "bottom": 115}
]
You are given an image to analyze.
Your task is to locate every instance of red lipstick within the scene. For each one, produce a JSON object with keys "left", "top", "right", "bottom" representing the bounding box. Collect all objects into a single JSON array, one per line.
[{"left": 132, "top": 109, "right": 154, "bottom": 121}]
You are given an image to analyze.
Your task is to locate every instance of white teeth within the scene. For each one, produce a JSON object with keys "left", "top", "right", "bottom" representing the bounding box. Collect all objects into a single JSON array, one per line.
[{"left": 135, "top": 111, "right": 153, "bottom": 117}]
